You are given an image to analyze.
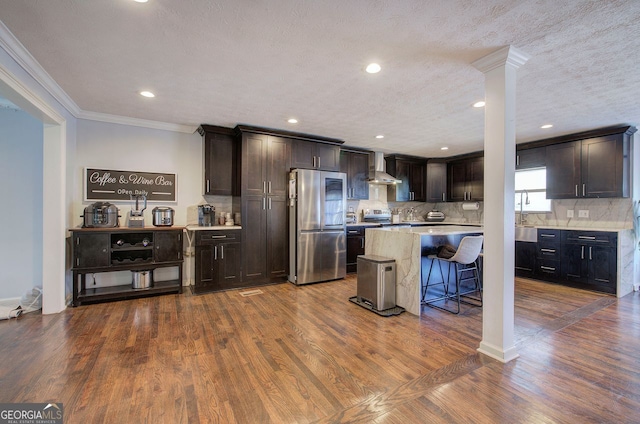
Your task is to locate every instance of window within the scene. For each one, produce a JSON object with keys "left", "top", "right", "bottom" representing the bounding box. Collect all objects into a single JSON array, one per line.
[{"left": 515, "top": 168, "right": 551, "bottom": 212}]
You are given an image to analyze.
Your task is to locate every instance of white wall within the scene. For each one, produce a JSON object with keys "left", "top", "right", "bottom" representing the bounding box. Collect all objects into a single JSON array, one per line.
[
  {"left": 74, "top": 119, "right": 202, "bottom": 287},
  {"left": 0, "top": 107, "right": 43, "bottom": 299}
]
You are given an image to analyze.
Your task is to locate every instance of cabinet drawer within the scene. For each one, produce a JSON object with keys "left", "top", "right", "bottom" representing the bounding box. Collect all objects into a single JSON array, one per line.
[
  {"left": 537, "top": 242, "right": 560, "bottom": 260},
  {"left": 561, "top": 230, "right": 616, "bottom": 247},
  {"left": 537, "top": 229, "right": 561, "bottom": 243},
  {"left": 536, "top": 259, "right": 561, "bottom": 279},
  {"left": 196, "top": 231, "right": 238, "bottom": 245},
  {"left": 346, "top": 227, "right": 366, "bottom": 237}
]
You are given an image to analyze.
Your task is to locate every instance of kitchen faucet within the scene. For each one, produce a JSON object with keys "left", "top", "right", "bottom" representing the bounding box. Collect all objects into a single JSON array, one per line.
[{"left": 518, "top": 190, "right": 530, "bottom": 225}]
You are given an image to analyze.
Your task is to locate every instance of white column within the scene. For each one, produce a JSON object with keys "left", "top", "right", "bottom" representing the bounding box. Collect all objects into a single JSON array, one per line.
[{"left": 472, "top": 46, "right": 529, "bottom": 363}]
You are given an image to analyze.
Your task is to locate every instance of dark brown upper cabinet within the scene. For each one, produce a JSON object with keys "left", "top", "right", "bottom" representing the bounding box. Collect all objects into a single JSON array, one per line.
[
  {"left": 291, "top": 139, "right": 341, "bottom": 171},
  {"left": 386, "top": 155, "right": 426, "bottom": 202},
  {"left": 516, "top": 146, "right": 546, "bottom": 170},
  {"left": 340, "top": 149, "right": 369, "bottom": 200},
  {"left": 198, "top": 125, "right": 238, "bottom": 196},
  {"left": 546, "top": 133, "right": 630, "bottom": 199},
  {"left": 447, "top": 156, "right": 483, "bottom": 202},
  {"left": 426, "top": 160, "right": 447, "bottom": 203}
]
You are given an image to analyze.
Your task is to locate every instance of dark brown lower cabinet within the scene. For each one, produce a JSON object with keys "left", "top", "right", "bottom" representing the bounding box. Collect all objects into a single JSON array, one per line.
[
  {"left": 346, "top": 226, "right": 367, "bottom": 273},
  {"left": 514, "top": 241, "right": 536, "bottom": 278},
  {"left": 194, "top": 230, "right": 241, "bottom": 293},
  {"left": 561, "top": 231, "right": 616, "bottom": 294}
]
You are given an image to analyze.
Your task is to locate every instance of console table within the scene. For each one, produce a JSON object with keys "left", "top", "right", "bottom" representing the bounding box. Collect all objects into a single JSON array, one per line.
[{"left": 70, "top": 227, "right": 184, "bottom": 306}]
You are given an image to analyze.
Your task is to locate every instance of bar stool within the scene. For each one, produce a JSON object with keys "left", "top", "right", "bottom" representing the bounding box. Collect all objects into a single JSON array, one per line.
[{"left": 421, "top": 235, "right": 484, "bottom": 314}]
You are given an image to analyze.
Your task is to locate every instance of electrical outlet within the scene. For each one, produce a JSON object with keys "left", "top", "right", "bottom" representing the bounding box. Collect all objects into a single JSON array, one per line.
[
  {"left": 578, "top": 210, "right": 589, "bottom": 218},
  {"left": 567, "top": 210, "right": 574, "bottom": 218}
]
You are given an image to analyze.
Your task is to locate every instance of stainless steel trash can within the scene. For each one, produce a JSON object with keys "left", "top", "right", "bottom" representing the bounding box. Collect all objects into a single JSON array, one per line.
[{"left": 357, "top": 255, "right": 396, "bottom": 311}]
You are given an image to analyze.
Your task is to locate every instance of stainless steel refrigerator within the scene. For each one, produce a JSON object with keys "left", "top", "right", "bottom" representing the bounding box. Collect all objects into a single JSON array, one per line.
[{"left": 288, "top": 169, "right": 347, "bottom": 285}]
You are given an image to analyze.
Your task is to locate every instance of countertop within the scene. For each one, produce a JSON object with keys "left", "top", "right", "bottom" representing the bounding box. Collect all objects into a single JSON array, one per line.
[
  {"left": 185, "top": 224, "right": 242, "bottom": 231},
  {"left": 369, "top": 225, "right": 483, "bottom": 236}
]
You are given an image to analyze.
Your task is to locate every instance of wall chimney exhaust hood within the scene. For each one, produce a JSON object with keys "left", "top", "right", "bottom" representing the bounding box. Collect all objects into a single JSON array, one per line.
[{"left": 368, "top": 152, "right": 401, "bottom": 185}]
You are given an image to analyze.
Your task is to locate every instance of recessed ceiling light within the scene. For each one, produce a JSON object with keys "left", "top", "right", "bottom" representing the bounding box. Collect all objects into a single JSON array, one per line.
[
  {"left": 541, "top": 124, "right": 553, "bottom": 129},
  {"left": 140, "top": 91, "right": 155, "bottom": 98},
  {"left": 375, "top": 135, "right": 384, "bottom": 139},
  {"left": 134, "top": 0, "right": 148, "bottom": 3},
  {"left": 287, "top": 118, "right": 298, "bottom": 124},
  {"left": 441, "top": 147, "right": 449, "bottom": 151},
  {"left": 366, "top": 63, "right": 381, "bottom": 74},
  {"left": 473, "top": 101, "right": 485, "bottom": 108}
]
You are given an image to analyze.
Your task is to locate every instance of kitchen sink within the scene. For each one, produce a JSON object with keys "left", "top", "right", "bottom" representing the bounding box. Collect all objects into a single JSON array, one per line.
[{"left": 515, "top": 225, "right": 537, "bottom": 242}]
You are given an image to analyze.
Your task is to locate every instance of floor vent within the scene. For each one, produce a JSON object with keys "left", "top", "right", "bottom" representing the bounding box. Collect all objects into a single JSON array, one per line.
[{"left": 239, "top": 289, "right": 264, "bottom": 297}]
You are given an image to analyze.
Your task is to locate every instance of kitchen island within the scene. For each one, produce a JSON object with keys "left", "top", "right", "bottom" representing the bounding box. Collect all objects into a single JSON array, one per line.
[{"left": 365, "top": 225, "right": 483, "bottom": 315}]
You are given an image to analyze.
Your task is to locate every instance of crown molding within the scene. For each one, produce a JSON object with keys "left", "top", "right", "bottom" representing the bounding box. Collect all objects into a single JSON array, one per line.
[
  {"left": 77, "top": 110, "right": 197, "bottom": 134},
  {"left": 0, "top": 20, "right": 81, "bottom": 116},
  {"left": 472, "top": 45, "right": 530, "bottom": 73}
]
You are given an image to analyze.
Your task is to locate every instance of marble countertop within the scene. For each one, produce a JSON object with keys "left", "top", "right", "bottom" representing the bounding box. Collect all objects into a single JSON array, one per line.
[
  {"left": 520, "top": 224, "right": 632, "bottom": 233},
  {"left": 185, "top": 224, "right": 242, "bottom": 231},
  {"left": 369, "top": 225, "right": 483, "bottom": 236}
]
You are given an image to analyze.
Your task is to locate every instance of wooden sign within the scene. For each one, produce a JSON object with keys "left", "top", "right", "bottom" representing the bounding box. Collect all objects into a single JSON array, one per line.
[{"left": 84, "top": 168, "right": 177, "bottom": 202}]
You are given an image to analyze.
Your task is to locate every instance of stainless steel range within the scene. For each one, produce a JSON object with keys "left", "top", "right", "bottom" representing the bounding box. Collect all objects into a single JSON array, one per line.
[{"left": 362, "top": 209, "right": 392, "bottom": 224}]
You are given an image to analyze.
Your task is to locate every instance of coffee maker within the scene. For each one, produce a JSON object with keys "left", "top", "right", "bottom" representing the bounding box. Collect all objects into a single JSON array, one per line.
[{"left": 198, "top": 204, "right": 215, "bottom": 226}]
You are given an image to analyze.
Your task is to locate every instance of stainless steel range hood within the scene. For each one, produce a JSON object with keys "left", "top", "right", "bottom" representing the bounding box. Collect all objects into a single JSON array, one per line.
[{"left": 368, "top": 152, "right": 401, "bottom": 184}]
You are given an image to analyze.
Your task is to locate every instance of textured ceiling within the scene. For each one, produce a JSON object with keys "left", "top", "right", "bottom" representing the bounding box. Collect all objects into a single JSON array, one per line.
[{"left": 0, "top": 0, "right": 639, "bottom": 157}]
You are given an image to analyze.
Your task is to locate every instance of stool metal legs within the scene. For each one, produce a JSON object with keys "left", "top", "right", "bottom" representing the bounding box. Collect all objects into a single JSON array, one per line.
[{"left": 421, "top": 257, "right": 482, "bottom": 315}]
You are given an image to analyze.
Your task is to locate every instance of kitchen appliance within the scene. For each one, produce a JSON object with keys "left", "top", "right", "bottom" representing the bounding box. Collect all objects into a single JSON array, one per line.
[
  {"left": 198, "top": 204, "right": 215, "bottom": 226},
  {"left": 346, "top": 207, "right": 357, "bottom": 224},
  {"left": 131, "top": 270, "right": 152, "bottom": 289},
  {"left": 288, "top": 169, "right": 347, "bottom": 285},
  {"left": 356, "top": 255, "right": 396, "bottom": 311},
  {"left": 367, "top": 152, "right": 401, "bottom": 184},
  {"left": 81, "top": 202, "right": 120, "bottom": 228},
  {"left": 362, "top": 209, "right": 392, "bottom": 224},
  {"left": 426, "top": 210, "right": 446, "bottom": 222},
  {"left": 152, "top": 206, "right": 175, "bottom": 226},
  {"left": 128, "top": 194, "right": 147, "bottom": 228}
]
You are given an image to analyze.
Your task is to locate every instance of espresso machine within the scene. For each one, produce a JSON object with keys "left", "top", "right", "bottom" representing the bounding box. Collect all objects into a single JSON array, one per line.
[
  {"left": 128, "top": 194, "right": 147, "bottom": 228},
  {"left": 198, "top": 204, "right": 215, "bottom": 226}
]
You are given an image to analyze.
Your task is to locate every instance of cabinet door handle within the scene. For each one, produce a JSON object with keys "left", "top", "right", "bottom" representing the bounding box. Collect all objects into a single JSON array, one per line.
[
  {"left": 589, "top": 246, "right": 592, "bottom": 260},
  {"left": 442, "top": 193, "right": 445, "bottom": 202},
  {"left": 348, "top": 230, "right": 359, "bottom": 234},
  {"left": 221, "top": 245, "right": 224, "bottom": 260},
  {"left": 208, "top": 235, "right": 227, "bottom": 239},
  {"left": 76, "top": 258, "right": 79, "bottom": 266},
  {"left": 206, "top": 179, "right": 210, "bottom": 193},
  {"left": 575, "top": 185, "right": 578, "bottom": 197},
  {"left": 582, "top": 184, "right": 586, "bottom": 197},
  {"left": 516, "top": 155, "right": 520, "bottom": 166},
  {"left": 268, "top": 181, "right": 272, "bottom": 194},
  {"left": 581, "top": 245, "right": 584, "bottom": 260},
  {"left": 317, "top": 156, "right": 321, "bottom": 168},
  {"left": 540, "top": 248, "right": 556, "bottom": 253},
  {"left": 578, "top": 236, "right": 596, "bottom": 240},
  {"left": 214, "top": 246, "right": 218, "bottom": 260},
  {"left": 268, "top": 197, "right": 272, "bottom": 210},
  {"left": 540, "top": 234, "right": 556, "bottom": 238},
  {"left": 361, "top": 238, "right": 364, "bottom": 248},
  {"left": 540, "top": 266, "right": 556, "bottom": 271},
  {"left": 262, "top": 198, "right": 266, "bottom": 210},
  {"left": 263, "top": 181, "right": 267, "bottom": 194},
  {"left": 313, "top": 156, "right": 316, "bottom": 168}
]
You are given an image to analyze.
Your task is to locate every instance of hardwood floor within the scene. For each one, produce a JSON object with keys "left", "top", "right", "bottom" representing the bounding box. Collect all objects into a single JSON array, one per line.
[{"left": 0, "top": 276, "right": 638, "bottom": 423}]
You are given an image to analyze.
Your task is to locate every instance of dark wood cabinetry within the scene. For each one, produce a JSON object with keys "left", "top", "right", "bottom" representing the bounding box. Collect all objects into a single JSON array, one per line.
[
  {"left": 237, "top": 129, "right": 291, "bottom": 284},
  {"left": 560, "top": 230, "right": 617, "bottom": 294},
  {"left": 71, "top": 227, "right": 184, "bottom": 306},
  {"left": 546, "top": 131, "right": 631, "bottom": 199},
  {"left": 426, "top": 160, "right": 447, "bottom": 203},
  {"left": 346, "top": 226, "right": 367, "bottom": 273},
  {"left": 515, "top": 241, "right": 536, "bottom": 278},
  {"left": 198, "top": 125, "right": 237, "bottom": 196},
  {"left": 448, "top": 156, "right": 483, "bottom": 201},
  {"left": 386, "top": 155, "right": 426, "bottom": 202},
  {"left": 193, "top": 230, "right": 241, "bottom": 293},
  {"left": 340, "top": 149, "right": 369, "bottom": 200},
  {"left": 291, "top": 139, "right": 340, "bottom": 171},
  {"left": 516, "top": 146, "right": 546, "bottom": 170},
  {"left": 535, "top": 229, "right": 561, "bottom": 280}
]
